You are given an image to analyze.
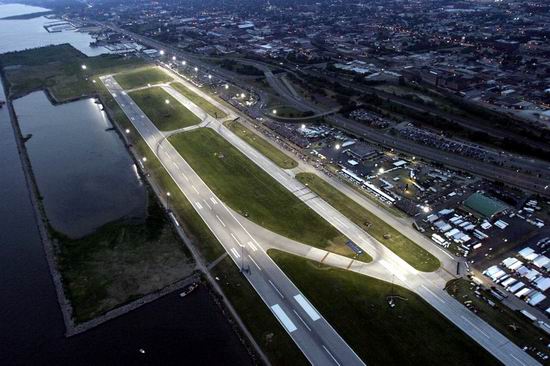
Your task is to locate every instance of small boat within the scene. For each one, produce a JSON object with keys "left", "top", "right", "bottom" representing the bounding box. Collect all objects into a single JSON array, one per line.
[{"left": 179, "top": 282, "right": 199, "bottom": 297}]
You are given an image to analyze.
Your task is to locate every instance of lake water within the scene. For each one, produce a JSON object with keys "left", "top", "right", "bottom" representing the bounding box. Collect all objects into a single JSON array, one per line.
[
  {"left": 14, "top": 92, "right": 147, "bottom": 238},
  {"left": 0, "top": 4, "right": 252, "bottom": 364},
  {"left": 0, "top": 3, "right": 108, "bottom": 56}
]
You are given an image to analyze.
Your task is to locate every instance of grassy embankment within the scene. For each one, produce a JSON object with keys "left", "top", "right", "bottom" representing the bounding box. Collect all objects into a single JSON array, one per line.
[
  {"left": 447, "top": 278, "right": 550, "bottom": 358},
  {"left": 296, "top": 173, "right": 439, "bottom": 272},
  {"left": 269, "top": 250, "right": 499, "bottom": 366},
  {"left": 169, "top": 129, "right": 370, "bottom": 261},
  {"left": 128, "top": 86, "right": 201, "bottom": 131},
  {"left": 0, "top": 44, "right": 147, "bottom": 101},
  {"left": 170, "top": 82, "right": 227, "bottom": 119},
  {"left": 0, "top": 46, "right": 196, "bottom": 322},
  {"left": 226, "top": 120, "right": 298, "bottom": 169},
  {"left": 54, "top": 196, "right": 194, "bottom": 323},
  {"left": 113, "top": 67, "right": 173, "bottom": 89}
]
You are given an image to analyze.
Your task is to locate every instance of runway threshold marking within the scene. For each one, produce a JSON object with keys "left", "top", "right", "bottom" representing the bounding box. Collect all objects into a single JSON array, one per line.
[
  {"left": 271, "top": 304, "right": 297, "bottom": 333},
  {"left": 230, "top": 247, "right": 241, "bottom": 259},
  {"left": 268, "top": 280, "right": 285, "bottom": 299},
  {"left": 460, "top": 315, "right": 490, "bottom": 339},
  {"left": 215, "top": 215, "right": 226, "bottom": 227},
  {"left": 322, "top": 345, "right": 341, "bottom": 366},
  {"left": 294, "top": 294, "right": 320, "bottom": 321},
  {"left": 247, "top": 241, "right": 258, "bottom": 252},
  {"left": 248, "top": 255, "right": 261, "bottom": 271}
]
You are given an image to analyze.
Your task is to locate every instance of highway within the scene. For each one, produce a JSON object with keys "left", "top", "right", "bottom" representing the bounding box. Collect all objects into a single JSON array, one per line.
[
  {"left": 101, "top": 75, "right": 365, "bottom": 366},
  {"left": 102, "top": 68, "right": 541, "bottom": 365}
]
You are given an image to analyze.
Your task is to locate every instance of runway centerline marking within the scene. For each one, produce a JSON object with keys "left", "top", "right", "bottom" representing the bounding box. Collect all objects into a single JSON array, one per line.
[
  {"left": 248, "top": 255, "right": 261, "bottom": 271},
  {"left": 293, "top": 310, "right": 311, "bottom": 331},
  {"left": 421, "top": 285, "right": 446, "bottom": 304},
  {"left": 268, "top": 280, "right": 285, "bottom": 299},
  {"left": 191, "top": 185, "right": 199, "bottom": 194},
  {"left": 215, "top": 215, "right": 226, "bottom": 227},
  {"left": 230, "top": 233, "right": 244, "bottom": 247},
  {"left": 460, "top": 315, "right": 490, "bottom": 339},
  {"left": 195, "top": 201, "right": 203, "bottom": 210},
  {"left": 322, "top": 345, "right": 341, "bottom": 366}
]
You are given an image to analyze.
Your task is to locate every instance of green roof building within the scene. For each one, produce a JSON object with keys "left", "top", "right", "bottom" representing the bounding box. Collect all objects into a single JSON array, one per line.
[{"left": 463, "top": 192, "right": 508, "bottom": 218}]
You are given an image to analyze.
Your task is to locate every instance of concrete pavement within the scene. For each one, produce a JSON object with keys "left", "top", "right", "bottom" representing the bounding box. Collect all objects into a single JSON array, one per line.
[{"left": 101, "top": 74, "right": 365, "bottom": 366}]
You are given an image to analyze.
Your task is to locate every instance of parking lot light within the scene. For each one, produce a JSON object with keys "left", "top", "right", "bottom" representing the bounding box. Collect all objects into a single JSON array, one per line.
[
  {"left": 81, "top": 64, "right": 87, "bottom": 70},
  {"left": 225, "top": 84, "right": 229, "bottom": 89},
  {"left": 378, "top": 167, "right": 385, "bottom": 174},
  {"left": 125, "top": 129, "right": 130, "bottom": 134},
  {"left": 301, "top": 124, "right": 306, "bottom": 129},
  {"left": 335, "top": 143, "right": 341, "bottom": 150},
  {"left": 160, "top": 50, "right": 165, "bottom": 56},
  {"left": 241, "top": 93, "right": 246, "bottom": 98},
  {"left": 172, "top": 56, "right": 176, "bottom": 61},
  {"left": 182, "top": 60, "right": 186, "bottom": 66},
  {"left": 194, "top": 67, "right": 198, "bottom": 72},
  {"left": 272, "top": 109, "right": 277, "bottom": 115}
]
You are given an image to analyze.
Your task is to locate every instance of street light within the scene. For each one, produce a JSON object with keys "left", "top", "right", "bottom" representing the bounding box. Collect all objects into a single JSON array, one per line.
[
  {"left": 172, "top": 56, "right": 176, "bottom": 61},
  {"left": 335, "top": 143, "right": 341, "bottom": 150},
  {"left": 160, "top": 50, "right": 165, "bottom": 56},
  {"left": 378, "top": 167, "right": 385, "bottom": 174},
  {"left": 272, "top": 109, "right": 277, "bottom": 115},
  {"left": 194, "top": 67, "right": 198, "bottom": 72},
  {"left": 225, "top": 84, "right": 229, "bottom": 89},
  {"left": 125, "top": 128, "right": 130, "bottom": 134},
  {"left": 182, "top": 60, "right": 186, "bottom": 66},
  {"left": 240, "top": 93, "right": 246, "bottom": 98},
  {"left": 165, "top": 99, "right": 170, "bottom": 104},
  {"left": 142, "top": 157, "right": 147, "bottom": 162},
  {"left": 81, "top": 64, "right": 87, "bottom": 70},
  {"left": 208, "top": 74, "right": 212, "bottom": 80},
  {"left": 422, "top": 206, "right": 430, "bottom": 213},
  {"left": 166, "top": 192, "right": 171, "bottom": 211}
]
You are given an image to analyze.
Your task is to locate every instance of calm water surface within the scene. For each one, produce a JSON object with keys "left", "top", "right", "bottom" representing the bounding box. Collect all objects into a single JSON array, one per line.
[
  {"left": 0, "top": 3, "right": 108, "bottom": 55},
  {"left": 14, "top": 92, "right": 147, "bottom": 238},
  {"left": 0, "top": 4, "right": 252, "bottom": 363}
]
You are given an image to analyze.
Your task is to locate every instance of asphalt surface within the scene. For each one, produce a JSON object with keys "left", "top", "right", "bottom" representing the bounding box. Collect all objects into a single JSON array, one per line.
[
  {"left": 101, "top": 75, "right": 365, "bottom": 366},
  {"left": 102, "top": 68, "right": 541, "bottom": 366}
]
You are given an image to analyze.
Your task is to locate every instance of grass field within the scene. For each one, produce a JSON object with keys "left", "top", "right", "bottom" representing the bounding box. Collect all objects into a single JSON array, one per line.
[
  {"left": 168, "top": 129, "right": 355, "bottom": 255},
  {"left": 114, "top": 67, "right": 172, "bottom": 90},
  {"left": 447, "top": 278, "right": 550, "bottom": 359},
  {"left": 0, "top": 44, "right": 147, "bottom": 101},
  {"left": 129, "top": 87, "right": 201, "bottom": 131},
  {"left": 171, "top": 82, "right": 227, "bottom": 119},
  {"left": 212, "top": 257, "right": 308, "bottom": 366},
  {"left": 296, "top": 173, "right": 439, "bottom": 272},
  {"left": 226, "top": 121, "right": 298, "bottom": 169},
  {"left": 269, "top": 250, "right": 499, "bottom": 366}
]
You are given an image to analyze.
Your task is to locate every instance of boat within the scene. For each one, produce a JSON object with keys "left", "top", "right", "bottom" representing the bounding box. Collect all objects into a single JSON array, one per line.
[{"left": 179, "top": 282, "right": 199, "bottom": 297}]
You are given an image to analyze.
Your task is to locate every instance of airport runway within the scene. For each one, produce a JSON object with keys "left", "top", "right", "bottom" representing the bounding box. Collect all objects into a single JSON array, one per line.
[
  {"left": 101, "top": 75, "right": 365, "bottom": 366},
  {"left": 102, "top": 71, "right": 541, "bottom": 366}
]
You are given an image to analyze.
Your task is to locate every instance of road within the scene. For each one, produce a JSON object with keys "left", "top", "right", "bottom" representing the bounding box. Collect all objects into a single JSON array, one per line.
[{"left": 101, "top": 75, "right": 365, "bottom": 366}]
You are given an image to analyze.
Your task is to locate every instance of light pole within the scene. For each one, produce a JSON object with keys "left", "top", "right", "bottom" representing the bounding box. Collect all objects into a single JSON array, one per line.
[{"left": 166, "top": 192, "right": 171, "bottom": 211}]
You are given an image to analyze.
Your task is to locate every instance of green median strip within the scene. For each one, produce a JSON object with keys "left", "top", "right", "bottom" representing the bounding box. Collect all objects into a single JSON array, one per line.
[
  {"left": 171, "top": 82, "right": 227, "bottom": 119},
  {"left": 128, "top": 86, "right": 201, "bottom": 131},
  {"left": 114, "top": 67, "right": 172, "bottom": 89},
  {"left": 226, "top": 121, "right": 298, "bottom": 169},
  {"left": 295, "top": 173, "right": 439, "bottom": 272},
  {"left": 169, "top": 129, "right": 368, "bottom": 261},
  {"left": 269, "top": 250, "right": 499, "bottom": 366}
]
